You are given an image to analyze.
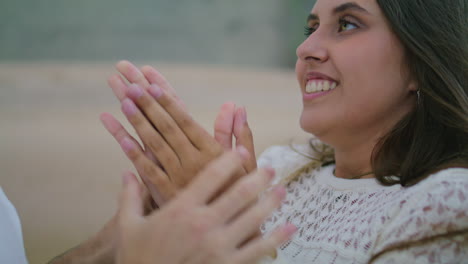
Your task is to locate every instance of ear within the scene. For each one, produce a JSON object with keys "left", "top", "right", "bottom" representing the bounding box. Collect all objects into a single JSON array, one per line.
[{"left": 407, "top": 79, "right": 418, "bottom": 93}]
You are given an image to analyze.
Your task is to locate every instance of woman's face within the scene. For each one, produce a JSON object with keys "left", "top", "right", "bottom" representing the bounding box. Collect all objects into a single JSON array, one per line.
[{"left": 296, "top": 0, "right": 416, "bottom": 147}]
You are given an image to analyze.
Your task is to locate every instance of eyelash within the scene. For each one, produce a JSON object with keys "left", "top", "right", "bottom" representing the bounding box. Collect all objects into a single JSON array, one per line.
[{"left": 303, "top": 17, "right": 359, "bottom": 37}]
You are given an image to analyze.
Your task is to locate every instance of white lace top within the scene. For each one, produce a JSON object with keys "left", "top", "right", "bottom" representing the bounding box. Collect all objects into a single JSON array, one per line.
[{"left": 257, "top": 145, "right": 468, "bottom": 264}]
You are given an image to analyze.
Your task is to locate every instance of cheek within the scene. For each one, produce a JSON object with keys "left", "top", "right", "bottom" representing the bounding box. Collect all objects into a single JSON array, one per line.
[
  {"left": 338, "top": 34, "right": 408, "bottom": 105},
  {"left": 295, "top": 59, "right": 306, "bottom": 85}
]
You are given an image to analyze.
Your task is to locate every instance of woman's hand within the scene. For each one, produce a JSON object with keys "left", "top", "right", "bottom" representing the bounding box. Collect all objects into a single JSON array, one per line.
[
  {"left": 116, "top": 149, "right": 295, "bottom": 264},
  {"left": 101, "top": 61, "right": 257, "bottom": 205}
]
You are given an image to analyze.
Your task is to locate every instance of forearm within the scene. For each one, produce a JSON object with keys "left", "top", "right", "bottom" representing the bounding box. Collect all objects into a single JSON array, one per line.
[{"left": 48, "top": 217, "right": 117, "bottom": 264}]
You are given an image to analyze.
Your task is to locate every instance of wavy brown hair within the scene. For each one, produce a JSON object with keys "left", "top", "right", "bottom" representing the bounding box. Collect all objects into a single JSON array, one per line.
[{"left": 372, "top": 0, "right": 468, "bottom": 186}]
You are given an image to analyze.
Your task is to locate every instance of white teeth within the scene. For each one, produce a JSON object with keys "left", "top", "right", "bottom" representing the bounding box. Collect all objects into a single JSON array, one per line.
[
  {"left": 305, "top": 80, "right": 338, "bottom": 94},
  {"left": 311, "top": 82, "right": 317, "bottom": 92},
  {"left": 317, "top": 82, "right": 323, "bottom": 92}
]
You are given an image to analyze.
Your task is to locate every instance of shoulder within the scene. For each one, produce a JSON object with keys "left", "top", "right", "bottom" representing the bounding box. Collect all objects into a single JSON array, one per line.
[
  {"left": 372, "top": 168, "right": 468, "bottom": 262},
  {"left": 257, "top": 144, "right": 315, "bottom": 185}
]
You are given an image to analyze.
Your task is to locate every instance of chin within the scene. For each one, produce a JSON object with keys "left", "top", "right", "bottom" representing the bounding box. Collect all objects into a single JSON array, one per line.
[{"left": 299, "top": 110, "right": 333, "bottom": 140}]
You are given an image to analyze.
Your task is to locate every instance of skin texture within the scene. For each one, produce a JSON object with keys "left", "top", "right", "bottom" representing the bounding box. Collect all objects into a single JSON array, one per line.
[
  {"left": 296, "top": 0, "right": 417, "bottom": 179},
  {"left": 116, "top": 150, "right": 295, "bottom": 264},
  {"left": 101, "top": 61, "right": 257, "bottom": 206}
]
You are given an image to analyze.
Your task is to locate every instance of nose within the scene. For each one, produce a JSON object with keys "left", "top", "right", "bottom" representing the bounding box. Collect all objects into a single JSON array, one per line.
[{"left": 296, "top": 33, "right": 329, "bottom": 63}]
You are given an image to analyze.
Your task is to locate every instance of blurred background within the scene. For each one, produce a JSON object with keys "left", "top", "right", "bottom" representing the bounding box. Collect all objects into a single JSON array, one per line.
[{"left": 0, "top": 0, "right": 315, "bottom": 263}]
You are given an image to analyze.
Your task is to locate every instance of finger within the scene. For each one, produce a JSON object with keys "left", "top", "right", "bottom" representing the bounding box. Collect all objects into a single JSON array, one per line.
[
  {"left": 140, "top": 65, "right": 184, "bottom": 105},
  {"left": 118, "top": 171, "right": 144, "bottom": 223},
  {"left": 225, "top": 185, "right": 285, "bottom": 246},
  {"left": 210, "top": 167, "right": 275, "bottom": 224},
  {"left": 184, "top": 148, "right": 248, "bottom": 205},
  {"left": 234, "top": 107, "right": 257, "bottom": 172},
  {"left": 127, "top": 84, "right": 196, "bottom": 158},
  {"left": 116, "top": 60, "right": 150, "bottom": 89},
  {"left": 100, "top": 112, "right": 142, "bottom": 150},
  {"left": 235, "top": 223, "right": 296, "bottom": 264},
  {"left": 144, "top": 84, "right": 221, "bottom": 152},
  {"left": 119, "top": 136, "right": 177, "bottom": 201},
  {"left": 121, "top": 98, "right": 183, "bottom": 179},
  {"left": 214, "top": 102, "right": 236, "bottom": 150},
  {"left": 107, "top": 73, "right": 129, "bottom": 101},
  {"left": 100, "top": 112, "right": 162, "bottom": 167}
]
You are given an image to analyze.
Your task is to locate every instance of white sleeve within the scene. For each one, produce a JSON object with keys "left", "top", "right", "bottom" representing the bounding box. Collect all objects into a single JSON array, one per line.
[
  {"left": 0, "top": 187, "right": 29, "bottom": 264},
  {"left": 257, "top": 145, "right": 314, "bottom": 186},
  {"left": 372, "top": 169, "right": 468, "bottom": 264}
]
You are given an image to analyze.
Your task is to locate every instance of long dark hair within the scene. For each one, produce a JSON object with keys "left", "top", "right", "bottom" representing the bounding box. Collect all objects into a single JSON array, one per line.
[
  {"left": 368, "top": 0, "right": 468, "bottom": 261},
  {"left": 372, "top": 0, "right": 468, "bottom": 186}
]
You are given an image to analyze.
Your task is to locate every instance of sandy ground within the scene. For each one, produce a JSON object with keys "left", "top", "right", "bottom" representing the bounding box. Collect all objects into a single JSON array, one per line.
[{"left": 0, "top": 62, "right": 310, "bottom": 263}]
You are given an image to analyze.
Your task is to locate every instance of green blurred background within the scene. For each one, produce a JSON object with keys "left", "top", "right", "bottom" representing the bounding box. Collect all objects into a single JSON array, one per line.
[
  {"left": 1, "top": 0, "right": 315, "bottom": 68},
  {"left": 0, "top": 1, "right": 316, "bottom": 263}
]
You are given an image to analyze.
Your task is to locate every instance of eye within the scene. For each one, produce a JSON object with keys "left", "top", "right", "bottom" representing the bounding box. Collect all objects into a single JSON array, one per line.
[
  {"left": 304, "top": 24, "right": 319, "bottom": 37},
  {"left": 338, "top": 18, "right": 358, "bottom": 32}
]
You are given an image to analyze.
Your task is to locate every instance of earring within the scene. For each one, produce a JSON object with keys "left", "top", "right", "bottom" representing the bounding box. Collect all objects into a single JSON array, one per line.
[{"left": 417, "top": 90, "right": 421, "bottom": 105}]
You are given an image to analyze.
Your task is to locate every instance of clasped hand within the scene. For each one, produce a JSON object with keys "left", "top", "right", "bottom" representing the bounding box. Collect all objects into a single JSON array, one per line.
[
  {"left": 116, "top": 150, "right": 295, "bottom": 264},
  {"left": 101, "top": 61, "right": 257, "bottom": 206}
]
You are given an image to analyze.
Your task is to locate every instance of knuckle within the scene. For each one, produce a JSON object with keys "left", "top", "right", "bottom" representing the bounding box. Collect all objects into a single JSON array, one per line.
[
  {"left": 178, "top": 115, "right": 194, "bottom": 129},
  {"left": 126, "top": 146, "right": 140, "bottom": 161},
  {"left": 158, "top": 121, "right": 176, "bottom": 134}
]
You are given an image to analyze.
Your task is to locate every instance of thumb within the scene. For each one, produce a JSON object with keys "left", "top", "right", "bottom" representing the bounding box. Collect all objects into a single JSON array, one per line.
[
  {"left": 214, "top": 102, "right": 236, "bottom": 149},
  {"left": 118, "top": 171, "right": 145, "bottom": 222},
  {"left": 234, "top": 107, "right": 257, "bottom": 172}
]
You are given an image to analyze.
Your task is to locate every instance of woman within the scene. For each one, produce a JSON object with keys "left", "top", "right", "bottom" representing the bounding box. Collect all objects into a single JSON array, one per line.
[{"left": 50, "top": 0, "right": 468, "bottom": 263}]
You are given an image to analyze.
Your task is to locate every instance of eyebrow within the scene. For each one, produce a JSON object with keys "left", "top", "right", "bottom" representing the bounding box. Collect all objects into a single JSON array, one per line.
[
  {"left": 307, "top": 2, "right": 370, "bottom": 23},
  {"left": 333, "top": 2, "right": 370, "bottom": 14}
]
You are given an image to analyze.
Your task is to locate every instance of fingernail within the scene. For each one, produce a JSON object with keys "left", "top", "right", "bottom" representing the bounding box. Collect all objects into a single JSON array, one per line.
[
  {"left": 273, "top": 185, "right": 286, "bottom": 199},
  {"left": 264, "top": 167, "right": 276, "bottom": 180},
  {"left": 128, "top": 84, "right": 143, "bottom": 98},
  {"left": 241, "top": 107, "right": 247, "bottom": 124},
  {"left": 148, "top": 84, "right": 163, "bottom": 99},
  {"left": 121, "top": 137, "right": 135, "bottom": 153},
  {"left": 236, "top": 145, "right": 249, "bottom": 161},
  {"left": 283, "top": 223, "right": 297, "bottom": 236},
  {"left": 122, "top": 98, "right": 138, "bottom": 116}
]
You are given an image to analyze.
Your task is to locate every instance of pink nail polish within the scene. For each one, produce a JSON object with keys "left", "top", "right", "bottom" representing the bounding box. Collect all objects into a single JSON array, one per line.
[
  {"left": 122, "top": 99, "right": 138, "bottom": 116},
  {"left": 241, "top": 107, "right": 247, "bottom": 124},
  {"left": 264, "top": 167, "right": 276, "bottom": 180},
  {"left": 273, "top": 186, "right": 286, "bottom": 199},
  {"left": 121, "top": 137, "right": 135, "bottom": 153},
  {"left": 148, "top": 84, "right": 163, "bottom": 98},
  {"left": 283, "top": 223, "right": 297, "bottom": 235},
  {"left": 128, "top": 84, "right": 143, "bottom": 98}
]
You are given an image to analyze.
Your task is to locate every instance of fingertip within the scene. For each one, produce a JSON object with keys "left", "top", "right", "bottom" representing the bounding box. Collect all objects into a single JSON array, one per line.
[
  {"left": 221, "top": 101, "right": 236, "bottom": 111},
  {"left": 262, "top": 167, "right": 276, "bottom": 180},
  {"left": 116, "top": 60, "right": 130, "bottom": 69},
  {"left": 283, "top": 223, "right": 297, "bottom": 237}
]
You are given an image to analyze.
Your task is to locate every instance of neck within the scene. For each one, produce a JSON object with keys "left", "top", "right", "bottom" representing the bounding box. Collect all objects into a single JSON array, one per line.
[{"left": 333, "top": 137, "right": 377, "bottom": 180}]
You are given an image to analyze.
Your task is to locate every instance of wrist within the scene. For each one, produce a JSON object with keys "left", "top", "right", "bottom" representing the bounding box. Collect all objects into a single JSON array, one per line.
[{"left": 48, "top": 216, "right": 117, "bottom": 264}]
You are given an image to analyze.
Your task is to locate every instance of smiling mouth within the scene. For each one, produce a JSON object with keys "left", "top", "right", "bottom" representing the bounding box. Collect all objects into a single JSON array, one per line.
[{"left": 305, "top": 80, "right": 338, "bottom": 94}]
